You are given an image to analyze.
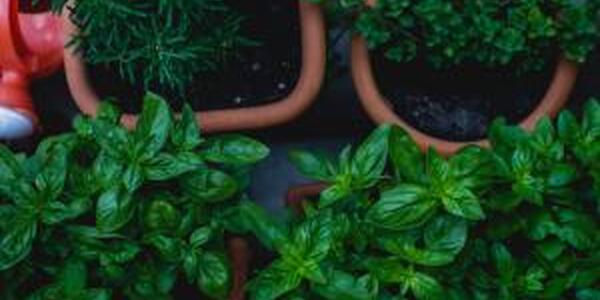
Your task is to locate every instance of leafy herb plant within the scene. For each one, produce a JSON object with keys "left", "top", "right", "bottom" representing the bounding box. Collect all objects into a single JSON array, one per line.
[
  {"left": 53, "top": 0, "right": 254, "bottom": 96},
  {"left": 236, "top": 99, "right": 600, "bottom": 299},
  {"left": 0, "top": 93, "right": 269, "bottom": 299},
  {"left": 316, "top": 0, "right": 600, "bottom": 71}
]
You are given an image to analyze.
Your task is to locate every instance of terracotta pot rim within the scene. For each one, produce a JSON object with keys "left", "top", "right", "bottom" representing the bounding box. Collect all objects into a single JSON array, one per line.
[
  {"left": 62, "top": 1, "right": 326, "bottom": 132},
  {"left": 285, "top": 182, "right": 328, "bottom": 213},
  {"left": 351, "top": 35, "right": 579, "bottom": 157}
]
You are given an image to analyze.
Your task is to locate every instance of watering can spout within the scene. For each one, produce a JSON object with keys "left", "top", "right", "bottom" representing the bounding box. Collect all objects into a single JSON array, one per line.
[{"left": 0, "top": 0, "right": 63, "bottom": 139}]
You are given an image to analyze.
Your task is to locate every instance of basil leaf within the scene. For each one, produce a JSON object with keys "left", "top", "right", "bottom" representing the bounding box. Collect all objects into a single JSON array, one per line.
[
  {"left": 0, "top": 145, "right": 21, "bottom": 183},
  {"left": 389, "top": 126, "right": 424, "bottom": 182},
  {"left": 226, "top": 201, "right": 287, "bottom": 251},
  {"left": 134, "top": 93, "right": 172, "bottom": 158},
  {"left": 424, "top": 215, "right": 467, "bottom": 255},
  {"left": 577, "top": 289, "right": 600, "bottom": 300},
  {"left": 351, "top": 124, "right": 390, "bottom": 187},
  {"left": 491, "top": 243, "right": 516, "bottom": 283},
  {"left": 171, "top": 103, "right": 202, "bottom": 151},
  {"left": 34, "top": 144, "right": 69, "bottom": 201},
  {"left": 96, "top": 188, "right": 135, "bottom": 232},
  {"left": 248, "top": 260, "right": 302, "bottom": 300},
  {"left": 142, "top": 199, "right": 179, "bottom": 231},
  {"left": 123, "top": 164, "right": 144, "bottom": 193},
  {"left": 440, "top": 186, "right": 485, "bottom": 220},
  {"left": 366, "top": 184, "right": 437, "bottom": 230},
  {"left": 378, "top": 236, "right": 456, "bottom": 267},
  {"left": 189, "top": 226, "right": 213, "bottom": 249},
  {"left": 181, "top": 168, "right": 238, "bottom": 203},
  {"left": 319, "top": 184, "right": 350, "bottom": 208},
  {"left": 197, "top": 251, "right": 231, "bottom": 299},
  {"left": 409, "top": 272, "right": 444, "bottom": 300},
  {"left": 144, "top": 152, "right": 202, "bottom": 181},
  {"left": 201, "top": 135, "right": 269, "bottom": 165},
  {"left": 143, "top": 234, "right": 184, "bottom": 262},
  {"left": 0, "top": 212, "right": 37, "bottom": 270},
  {"left": 289, "top": 150, "right": 333, "bottom": 181},
  {"left": 312, "top": 270, "right": 377, "bottom": 300}
]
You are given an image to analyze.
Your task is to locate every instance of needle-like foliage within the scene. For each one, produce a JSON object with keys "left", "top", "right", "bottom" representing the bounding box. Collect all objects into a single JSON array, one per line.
[{"left": 52, "top": 0, "right": 254, "bottom": 96}]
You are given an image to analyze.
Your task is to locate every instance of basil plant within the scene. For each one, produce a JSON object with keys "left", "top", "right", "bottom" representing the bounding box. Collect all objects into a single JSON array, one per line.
[
  {"left": 237, "top": 100, "right": 600, "bottom": 300},
  {"left": 0, "top": 93, "right": 269, "bottom": 299}
]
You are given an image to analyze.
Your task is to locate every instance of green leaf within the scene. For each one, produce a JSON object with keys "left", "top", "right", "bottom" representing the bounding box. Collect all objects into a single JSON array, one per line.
[
  {"left": 34, "top": 144, "right": 69, "bottom": 200},
  {"left": 183, "top": 251, "right": 199, "bottom": 283},
  {"left": 226, "top": 201, "right": 288, "bottom": 250},
  {"left": 582, "top": 100, "right": 600, "bottom": 139},
  {"left": 181, "top": 168, "right": 238, "bottom": 203},
  {"left": 577, "top": 289, "right": 600, "bottom": 300},
  {"left": 142, "top": 199, "right": 179, "bottom": 231},
  {"left": 449, "top": 146, "right": 494, "bottom": 185},
  {"left": 557, "top": 110, "right": 580, "bottom": 143},
  {"left": 378, "top": 236, "right": 456, "bottom": 267},
  {"left": 289, "top": 150, "right": 333, "bottom": 181},
  {"left": 96, "top": 188, "right": 135, "bottom": 232},
  {"left": 248, "top": 260, "right": 302, "bottom": 300},
  {"left": 134, "top": 93, "right": 172, "bottom": 157},
  {"left": 409, "top": 272, "right": 444, "bottom": 300},
  {"left": 189, "top": 226, "right": 213, "bottom": 249},
  {"left": 424, "top": 215, "right": 467, "bottom": 255},
  {"left": 286, "top": 212, "right": 336, "bottom": 263},
  {"left": 57, "top": 259, "right": 87, "bottom": 294},
  {"left": 143, "top": 234, "right": 184, "bottom": 262},
  {"left": 364, "top": 257, "right": 411, "bottom": 283},
  {"left": 491, "top": 243, "right": 515, "bottom": 283},
  {"left": 351, "top": 124, "right": 390, "bottom": 186},
  {"left": 319, "top": 184, "right": 350, "bottom": 208},
  {"left": 312, "top": 270, "right": 378, "bottom": 300},
  {"left": 201, "top": 135, "right": 269, "bottom": 165},
  {"left": 547, "top": 163, "right": 577, "bottom": 187},
  {"left": 389, "top": 126, "right": 424, "bottom": 182},
  {"left": 171, "top": 103, "right": 202, "bottom": 151},
  {"left": 123, "top": 164, "right": 144, "bottom": 193},
  {"left": 144, "top": 152, "right": 203, "bottom": 181},
  {"left": 41, "top": 197, "right": 91, "bottom": 225},
  {"left": 366, "top": 184, "right": 437, "bottom": 230},
  {"left": 440, "top": 187, "right": 485, "bottom": 220},
  {"left": 556, "top": 210, "right": 596, "bottom": 250},
  {"left": 96, "top": 101, "right": 121, "bottom": 124},
  {"left": 0, "top": 212, "right": 37, "bottom": 270}
]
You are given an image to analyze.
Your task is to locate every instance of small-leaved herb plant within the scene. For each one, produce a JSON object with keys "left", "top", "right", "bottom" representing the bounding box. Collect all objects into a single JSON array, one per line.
[
  {"left": 0, "top": 93, "right": 269, "bottom": 299},
  {"left": 51, "top": 0, "right": 255, "bottom": 96},
  {"left": 314, "top": 0, "right": 600, "bottom": 71},
  {"left": 234, "top": 99, "right": 600, "bottom": 299}
]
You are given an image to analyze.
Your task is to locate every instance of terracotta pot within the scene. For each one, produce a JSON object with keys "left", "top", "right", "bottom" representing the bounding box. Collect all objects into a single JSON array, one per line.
[
  {"left": 286, "top": 183, "right": 328, "bottom": 213},
  {"left": 0, "top": 0, "right": 63, "bottom": 138},
  {"left": 228, "top": 237, "right": 250, "bottom": 300},
  {"left": 351, "top": 35, "right": 579, "bottom": 157},
  {"left": 62, "top": 1, "right": 326, "bottom": 131}
]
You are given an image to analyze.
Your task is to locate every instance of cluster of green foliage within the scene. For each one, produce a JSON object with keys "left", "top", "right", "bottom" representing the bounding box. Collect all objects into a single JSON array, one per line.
[
  {"left": 52, "top": 0, "right": 253, "bottom": 95},
  {"left": 314, "top": 0, "right": 600, "bottom": 71},
  {"left": 232, "top": 100, "right": 600, "bottom": 299},
  {"left": 0, "top": 94, "right": 269, "bottom": 299}
]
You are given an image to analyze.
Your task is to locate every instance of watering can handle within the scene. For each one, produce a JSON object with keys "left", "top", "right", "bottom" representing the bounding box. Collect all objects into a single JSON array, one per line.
[{"left": 0, "top": 0, "right": 28, "bottom": 71}]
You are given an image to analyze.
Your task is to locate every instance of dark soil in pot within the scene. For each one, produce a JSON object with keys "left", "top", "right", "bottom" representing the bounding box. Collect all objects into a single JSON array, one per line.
[
  {"left": 372, "top": 52, "right": 554, "bottom": 142},
  {"left": 88, "top": 0, "right": 301, "bottom": 113}
]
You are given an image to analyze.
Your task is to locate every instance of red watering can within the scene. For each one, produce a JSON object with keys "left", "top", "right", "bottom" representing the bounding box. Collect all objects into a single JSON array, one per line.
[{"left": 0, "top": 0, "right": 63, "bottom": 139}]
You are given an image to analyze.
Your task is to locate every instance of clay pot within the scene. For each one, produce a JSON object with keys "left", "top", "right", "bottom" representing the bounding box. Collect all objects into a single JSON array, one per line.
[
  {"left": 0, "top": 0, "right": 63, "bottom": 138},
  {"left": 286, "top": 183, "right": 328, "bottom": 213},
  {"left": 228, "top": 237, "right": 250, "bottom": 300},
  {"left": 350, "top": 9, "right": 579, "bottom": 157},
  {"left": 62, "top": 1, "right": 326, "bottom": 131}
]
